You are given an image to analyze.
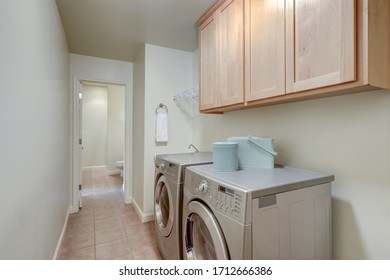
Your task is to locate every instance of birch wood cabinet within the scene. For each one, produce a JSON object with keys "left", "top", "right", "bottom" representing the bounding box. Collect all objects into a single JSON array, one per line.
[
  {"left": 197, "top": 0, "right": 390, "bottom": 113},
  {"left": 245, "top": 0, "right": 286, "bottom": 101},
  {"left": 198, "top": 15, "right": 217, "bottom": 110},
  {"left": 198, "top": 0, "right": 244, "bottom": 111},
  {"left": 285, "top": 0, "right": 356, "bottom": 93}
]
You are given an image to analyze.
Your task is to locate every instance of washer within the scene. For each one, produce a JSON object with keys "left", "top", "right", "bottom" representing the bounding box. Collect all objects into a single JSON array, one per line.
[
  {"left": 154, "top": 152, "right": 213, "bottom": 260},
  {"left": 182, "top": 164, "right": 334, "bottom": 260}
]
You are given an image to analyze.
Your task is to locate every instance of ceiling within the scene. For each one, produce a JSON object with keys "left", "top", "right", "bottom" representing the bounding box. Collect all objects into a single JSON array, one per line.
[{"left": 55, "top": 0, "right": 216, "bottom": 62}]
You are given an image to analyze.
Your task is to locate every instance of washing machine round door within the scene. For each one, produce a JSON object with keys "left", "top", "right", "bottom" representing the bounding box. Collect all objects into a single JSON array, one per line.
[
  {"left": 155, "top": 176, "right": 174, "bottom": 237},
  {"left": 183, "top": 201, "right": 229, "bottom": 260}
]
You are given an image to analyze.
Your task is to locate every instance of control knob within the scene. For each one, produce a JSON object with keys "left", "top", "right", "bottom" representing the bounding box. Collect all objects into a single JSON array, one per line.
[
  {"left": 159, "top": 162, "right": 166, "bottom": 172},
  {"left": 198, "top": 179, "right": 208, "bottom": 194}
]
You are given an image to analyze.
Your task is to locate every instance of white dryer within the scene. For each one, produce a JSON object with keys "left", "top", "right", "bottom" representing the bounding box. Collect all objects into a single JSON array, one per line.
[
  {"left": 182, "top": 165, "right": 334, "bottom": 260},
  {"left": 154, "top": 152, "right": 212, "bottom": 260}
]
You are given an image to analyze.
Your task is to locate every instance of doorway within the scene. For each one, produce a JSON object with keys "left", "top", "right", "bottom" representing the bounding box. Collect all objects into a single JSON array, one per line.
[
  {"left": 72, "top": 77, "right": 132, "bottom": 214},
  {"left": 82, "top": 81, "right": 125, "bottom": 188},
  {"left": 81, "top": 82, "right": 125, "bottom": 172}
]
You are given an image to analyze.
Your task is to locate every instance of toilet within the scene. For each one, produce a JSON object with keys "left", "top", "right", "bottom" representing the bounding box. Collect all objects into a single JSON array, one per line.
[{"left": 115, "top": 160, "right": 124, "bottom": 177}]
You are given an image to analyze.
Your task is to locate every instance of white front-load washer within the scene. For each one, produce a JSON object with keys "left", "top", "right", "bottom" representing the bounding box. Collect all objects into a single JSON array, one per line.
[
  {"left": 182, "top": 164, "right": 334, "bottom": 260},
  {"left": 154, "top": 152, "right": 212, "bottom": 260}
]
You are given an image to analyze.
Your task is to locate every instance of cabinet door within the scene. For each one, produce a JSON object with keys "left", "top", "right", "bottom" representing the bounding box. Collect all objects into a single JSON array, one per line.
[
  {"left": 199, "top": 15, "right": 217, "bottom": 111},
  {"left": 217, "top": 0, "right": 245, "bottom": 107},
  {"left": 252, "top": 184, "right": 332, "bottom": 260},
  {"left": 286, "top": 0, "right": 356, "bottom": 93},
  {"left": 245, "top": 0, "right": 285, "bottom": 101}
]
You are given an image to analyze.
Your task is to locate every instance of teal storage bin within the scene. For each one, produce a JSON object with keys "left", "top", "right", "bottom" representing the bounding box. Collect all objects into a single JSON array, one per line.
[
  {"left": 227, "top": 136, "right": 277, "bottom": 169},
  {"left": 213, "top": 141, "right": 238, "bottom": 171}
]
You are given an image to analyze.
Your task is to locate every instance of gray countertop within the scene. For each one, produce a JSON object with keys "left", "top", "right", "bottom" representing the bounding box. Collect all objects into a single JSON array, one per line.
[{"left": 186, "top": 164, "right": 334, "bottom": 198}]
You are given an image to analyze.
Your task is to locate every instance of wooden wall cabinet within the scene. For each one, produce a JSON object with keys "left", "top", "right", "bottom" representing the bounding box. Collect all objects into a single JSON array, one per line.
[
  {"left": 198, "top": 15, "right": 217, "bottom": 110},
  {"left": 245, "top": 0, "right": 286, "bottom": 102},
  {"left": 197, "top": 0, "right": 390, "bottom": 113},
  {"left": 285, "top": 0, "right": 356, "bottom": 93},
  {"left": 198, "top": 0, "right": 244, "bottom": 111}
]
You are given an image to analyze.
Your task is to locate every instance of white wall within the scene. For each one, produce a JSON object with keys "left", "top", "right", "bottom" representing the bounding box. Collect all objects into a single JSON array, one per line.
[
  {"left": 81, "top": 84, "right": 125, "bottom": 171},
  {"left": 133, "top": 46, "right": 146, "bottom": 211},
  {"left": 82, "top": 85, "right": 108, "bottom": 167},
  {"left": 107, "top": 84, "right": 125, "bottom": 171},
  {"left": 192, "top": 89, "right": 390, "bottom": 259},
  {"left": 192, "top": 49, "right": 199, "bottom": 87},
  {"left": 70, "top": 54, "right": 133, "bottom": 208},
  {"left": 132, "top": 44, "right": 194, "bottom": 221},
  {"left": 0, "top": 0, "right": 70, "bottom": 259}
]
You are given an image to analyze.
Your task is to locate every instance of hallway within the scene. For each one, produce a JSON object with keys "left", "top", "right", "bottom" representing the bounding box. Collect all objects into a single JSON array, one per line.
[{"left": 58, "top": 167, "right": 162, "bottom": 260}]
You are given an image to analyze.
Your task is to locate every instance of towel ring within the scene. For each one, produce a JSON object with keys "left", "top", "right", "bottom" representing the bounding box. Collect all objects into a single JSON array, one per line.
[{"left": 156, "top": 103, "right": 168, "bottom": 115}]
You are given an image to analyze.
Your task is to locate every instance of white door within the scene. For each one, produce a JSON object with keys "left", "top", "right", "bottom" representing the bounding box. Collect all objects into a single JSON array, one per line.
[
  {"left": 78, "top": 82, "right": 83, "bottom": 208},
  {"left": 183, "top": 200, "right": 229, "bottom": 260}
]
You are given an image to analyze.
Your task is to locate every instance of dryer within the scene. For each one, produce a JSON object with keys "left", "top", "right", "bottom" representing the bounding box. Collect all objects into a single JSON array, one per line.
[
  {"left": 182, "top": 164, "right": 334, "bottom": 260},
  {"left": 154, "top": 152, "right": 212, "bottom": 260}
]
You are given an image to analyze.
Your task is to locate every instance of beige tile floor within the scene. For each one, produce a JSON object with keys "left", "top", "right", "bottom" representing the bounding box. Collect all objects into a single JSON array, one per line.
[{"left": 58, "top": 167, "right": 162, "bottom": 260}]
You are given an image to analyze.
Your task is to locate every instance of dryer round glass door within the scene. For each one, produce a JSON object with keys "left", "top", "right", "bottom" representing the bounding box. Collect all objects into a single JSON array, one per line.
[
  {"left": 183, "top": 201, "right": 229, "bottom": 260},
  {"left": 155, "top": 176, "right": 174, "bottom": 237}
]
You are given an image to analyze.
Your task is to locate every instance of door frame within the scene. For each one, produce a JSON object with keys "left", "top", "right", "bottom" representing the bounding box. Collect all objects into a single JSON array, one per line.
[{"left": 70, "top": 75, "right": 133, "bottom": 213}]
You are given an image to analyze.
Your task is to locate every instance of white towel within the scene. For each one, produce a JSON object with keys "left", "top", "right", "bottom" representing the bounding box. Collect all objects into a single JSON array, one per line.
[{"left": 156, "top": 112, "right": 168, "bottom": 142}]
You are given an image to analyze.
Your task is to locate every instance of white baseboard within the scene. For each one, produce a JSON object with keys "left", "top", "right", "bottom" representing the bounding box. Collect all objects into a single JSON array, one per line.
[
  {"left": 82, "top": 166, "right": 120, "bottom": 176},
  {"left": 132, "top": 199, "right": 155, "bottom": 223},
  {"left": 53, "top": 206, "right": 71, "bottom": 260},
  {"left": 106, "top": 170, "right": 121, "bottom": 176},
  {"left": 124, "top": 194, "right": 132, "bottom": 204},
  {"left": 142, "top": 212, "right": 155, "bottom": 223},
  {"left": 82, "top": 165, "right": 107, "bottom": 170}
]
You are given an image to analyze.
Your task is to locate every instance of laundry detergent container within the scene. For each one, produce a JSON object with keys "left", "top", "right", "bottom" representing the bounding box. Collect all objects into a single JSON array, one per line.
[
  {"left": 213, "top": 141, "right": 238, "bottom": 171},
  {"left": 227, "top": 136, "right": 277, "bottom": 169}
]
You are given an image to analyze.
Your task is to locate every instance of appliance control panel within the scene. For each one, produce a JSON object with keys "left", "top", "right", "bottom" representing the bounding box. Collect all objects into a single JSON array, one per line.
[
  {"left": 185, "top": 170, "right": 247, "bottom": 223},
  {"left": 155, "top": 158, "right": 179, "bottom": 183}
]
